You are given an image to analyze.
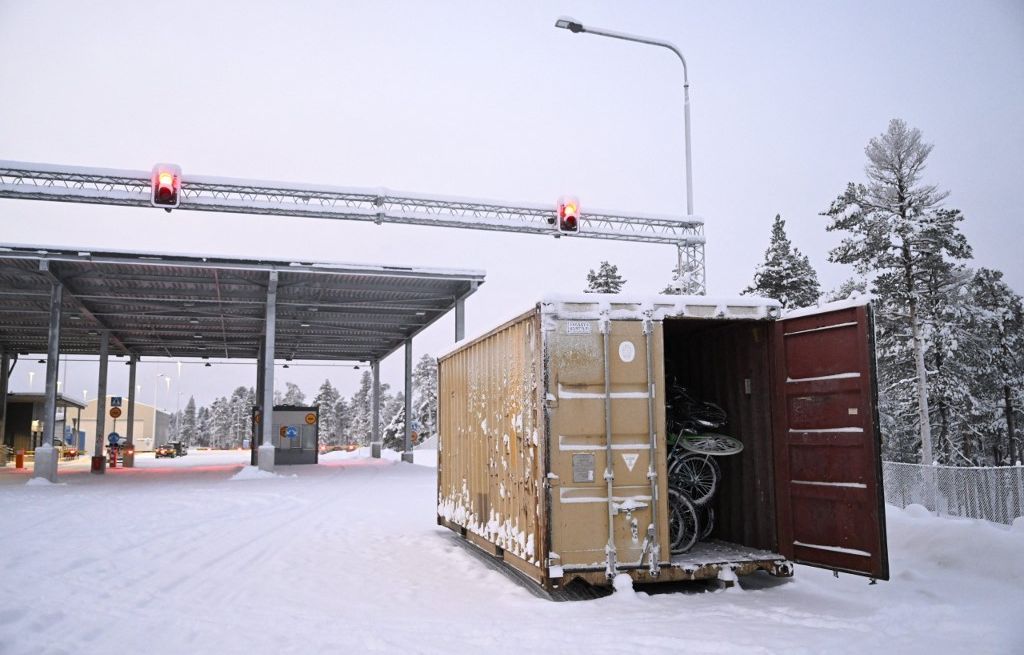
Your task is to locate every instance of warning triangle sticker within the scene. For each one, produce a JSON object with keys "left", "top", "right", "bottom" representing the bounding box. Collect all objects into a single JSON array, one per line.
[{"left": 621, "top": 453, "right": 639, "bottom": 472}]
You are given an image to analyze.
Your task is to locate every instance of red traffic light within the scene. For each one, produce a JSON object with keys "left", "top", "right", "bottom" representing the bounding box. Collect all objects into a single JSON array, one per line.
[
  {"left": 151, "top": 164, "right": 182, "bottom": 210},
  {"left": 557, "top": 196, "right": 580, "bottom": 233}
]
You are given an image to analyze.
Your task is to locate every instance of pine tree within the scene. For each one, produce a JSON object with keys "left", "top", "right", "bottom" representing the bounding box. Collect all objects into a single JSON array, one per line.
[
  {"left": 823, "top": 277, "right": 868, "bottom": 303},
  {"left": 180, "top": 396, "right": 197, "bottom": 446},
  {"left": 196, "top": 406, "right": 211, "bottom": 447},
  {"left": 334, "top": 397, "right": 352, "bottom": 444},
  {"left": 585, "top": 261, "right": 625, "bottom": 294},
  {"left": 823, "top": 118, "right": 972, "bottom": 465},
  {"left": 313, "top": 379, "right": 341, "bottom": 445},
  {"left": 381, "top": 400, "right": 406, "bottom": 451},
  {"left": 281, "top": 382, "right": 306, "bottom": 406},
  {"left": 412, "top": 355, "right": 438, "bottom": 444},
  {"left": 968, "top": 269, "right": 1024, "bottom": 464},
  {"left": 348, "top": 371, "right": 378, "bottom": 445},
  {"left": 742, "top": 214, "right": 821, "bottom": 308},
  {"left": 210, "top": 397, "right": 231, "bottom": 448}
]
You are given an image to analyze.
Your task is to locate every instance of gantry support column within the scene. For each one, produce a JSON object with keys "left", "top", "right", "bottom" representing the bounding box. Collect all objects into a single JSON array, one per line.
[
  {"left": 124, "top": 356, "right": 137, "bottom": 467},
  {"left": 455, "top": 297, "right": 466, "bottom": 342},
  {"left": 33, "top": 282, "right": 62, "bottom": 482},
  {"left": 401, "top": 341, "right": 414, "bottom": 464},
  {"left": 91, "top": 331, "right": 110, "bottom": 474},
  {"left": 258, "top": 272, "right": 278, "bottom": 473},
  {"left": 0, "top": 348, "right": 9, "bottom": 467},
  {"left": 253, "top": 337, "right": 265, "bottom": 466},
  {"left": 370, "top": 360, "right": 381, "bottom": 459}
]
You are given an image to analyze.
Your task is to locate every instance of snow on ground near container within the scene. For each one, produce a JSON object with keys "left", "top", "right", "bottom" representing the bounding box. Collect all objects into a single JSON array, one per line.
[{"left": 1, "top": 451, "right": 1021, "bottom": 655}]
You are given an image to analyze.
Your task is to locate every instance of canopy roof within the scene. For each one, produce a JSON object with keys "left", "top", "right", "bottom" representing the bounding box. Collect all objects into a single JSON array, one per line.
[{"left": 0, "top": 244, "right": 484, "bottom": 362}]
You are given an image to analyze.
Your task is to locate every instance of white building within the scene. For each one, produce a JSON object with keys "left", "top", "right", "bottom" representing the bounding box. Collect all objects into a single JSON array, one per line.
[{"left": 79, "top": 397, "right": 170, "bottom": 453}]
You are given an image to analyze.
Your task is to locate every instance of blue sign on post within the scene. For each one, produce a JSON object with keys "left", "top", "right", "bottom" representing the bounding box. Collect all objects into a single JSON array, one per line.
[
  {"left": 107, "top": 432, "right": 120, "bottom": 446},
  {"left": 285, "top": 426, "right": 298, "bottom": 440},
  {"left": 110, "top": 397, "right": 122, "bottom": 408}
]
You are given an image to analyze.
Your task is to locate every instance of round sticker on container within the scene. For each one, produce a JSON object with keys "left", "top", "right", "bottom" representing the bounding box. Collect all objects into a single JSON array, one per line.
[
  {"left": 305, "top": 412, "right": 317, "bottom": 425},
  {"left": 618, "top": 340, "right": 636, "bottom": 363}
]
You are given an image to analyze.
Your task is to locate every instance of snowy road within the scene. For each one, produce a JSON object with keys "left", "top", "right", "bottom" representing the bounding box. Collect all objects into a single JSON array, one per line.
[{"left": 1, "top": 450, "right": 1021, "bottom": 654}]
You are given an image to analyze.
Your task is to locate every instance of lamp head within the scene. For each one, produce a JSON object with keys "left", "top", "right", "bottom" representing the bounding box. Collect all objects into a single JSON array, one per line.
[{"left": 554, "top": 16, "right": 584, "bottom": 33}]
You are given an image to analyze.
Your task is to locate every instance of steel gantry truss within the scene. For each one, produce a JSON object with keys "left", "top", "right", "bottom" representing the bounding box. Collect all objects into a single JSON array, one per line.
[{"left": 0, "top": 159, "right": 706, "bottom": 293}]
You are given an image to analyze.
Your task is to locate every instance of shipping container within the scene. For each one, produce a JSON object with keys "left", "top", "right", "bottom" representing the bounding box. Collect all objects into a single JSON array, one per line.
[{"left": 437, "top": 295, "right": 888, "bottom": 592}]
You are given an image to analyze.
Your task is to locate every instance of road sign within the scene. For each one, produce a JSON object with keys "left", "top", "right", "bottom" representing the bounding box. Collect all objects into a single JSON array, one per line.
[
  {"left": 109, "top": 406, "right": 122, "bottom": 419},
  {"left": 304, "top": 412, "right": 316, "bottom": 425},
  {"left": 110, "top": 397, "right": 122, "bottom": 408},
  {"left": 286, "top": 426, "right": 299, "bottom": 440},
  {"left": 107, "top": 432, "right": 120, "bottom": 446}
]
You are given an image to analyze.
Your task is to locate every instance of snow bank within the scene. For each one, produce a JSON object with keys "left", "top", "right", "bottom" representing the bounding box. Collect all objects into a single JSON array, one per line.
[
  {"left": 229, "top": 466, "right": 296, "bottom": 481},
  {"left": 2, "top": 454, "right": 1021, "bottom": 654},
  {"left": 886, "top": 503, "right": 1024, "bottom": 586},
  {"left": 25, "top": 477, "right": 65, "bottom": 486}
]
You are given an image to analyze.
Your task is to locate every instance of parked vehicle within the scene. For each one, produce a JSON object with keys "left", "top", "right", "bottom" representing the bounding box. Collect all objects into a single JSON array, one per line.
[
  {"left": 155, "top": 443, "right": 177, "bottom": 458},
  {"left": 436, "top": 295, "right": 888, "bottom": 593},
  {"left": 168, "top": 441, "right": 187, "bottom": 456}
]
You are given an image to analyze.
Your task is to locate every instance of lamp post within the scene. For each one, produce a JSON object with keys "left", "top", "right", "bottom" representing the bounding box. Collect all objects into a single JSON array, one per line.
[
  {"left": 554, "top": 17, "right": 704, "bottom": 293},
  {"left": 555, "top": 17, "right": 694, "bottom": 217}
]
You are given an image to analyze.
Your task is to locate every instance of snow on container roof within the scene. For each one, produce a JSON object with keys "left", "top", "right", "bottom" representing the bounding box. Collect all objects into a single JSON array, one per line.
[
  {"left": 540, "top": 293, "right": 781, "bottom": 322},
  {"left": 439, "top": 294, "right": 782, "bottom": 361}
]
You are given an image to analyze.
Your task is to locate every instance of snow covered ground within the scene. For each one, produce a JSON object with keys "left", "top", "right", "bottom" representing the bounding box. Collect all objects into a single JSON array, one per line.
[{"left": 1, "top": 450, "right": 1021, "bottom": 655}]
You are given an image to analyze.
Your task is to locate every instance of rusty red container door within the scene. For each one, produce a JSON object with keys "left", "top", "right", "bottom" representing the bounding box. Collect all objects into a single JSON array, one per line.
[{"left": 771, "top": 304, "right": 889, "bottom": 580}]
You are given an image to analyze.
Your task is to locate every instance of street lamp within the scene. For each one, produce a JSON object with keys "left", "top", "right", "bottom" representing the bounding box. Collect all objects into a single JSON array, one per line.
[
  {"left": 554, "top": 16, "right": 693, "bottom": 217},
  {"left": 555, "top": 16, "right": 704, "bottom": 293}
]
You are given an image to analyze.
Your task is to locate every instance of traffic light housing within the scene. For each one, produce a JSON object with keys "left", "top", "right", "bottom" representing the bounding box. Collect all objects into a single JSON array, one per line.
[
  {"left": 151, "top": 163, "right": 182, "bottom": 211},
  {"left": 556, "top": 196, "right": 580, "bottom": 233}
]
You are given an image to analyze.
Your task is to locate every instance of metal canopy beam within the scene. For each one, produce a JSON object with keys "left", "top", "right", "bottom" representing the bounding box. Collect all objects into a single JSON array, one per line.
[
  {"left": 0, "top": 159, "right": 706, "bottom": 293},
  {"left": 38, "top": 261, "right": 132, "bottom": 356},
  {"left": 0, "top": 246, "right": 485, "bottom": 362}
]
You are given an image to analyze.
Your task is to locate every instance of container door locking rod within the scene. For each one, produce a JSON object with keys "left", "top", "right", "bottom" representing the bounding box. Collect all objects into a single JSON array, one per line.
[{"left": 601, "top": 311, "right": 617, "bottom": 579}]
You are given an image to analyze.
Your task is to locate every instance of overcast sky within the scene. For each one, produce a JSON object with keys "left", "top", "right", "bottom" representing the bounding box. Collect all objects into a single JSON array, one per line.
[{"left": 2, "top": 0, "right": 1022, "bottom": 409}]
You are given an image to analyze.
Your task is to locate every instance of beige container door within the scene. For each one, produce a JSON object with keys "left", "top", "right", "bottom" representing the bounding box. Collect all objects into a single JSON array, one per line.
[{"left": 547, "top": 317, "right": 668, "bottom": 575}]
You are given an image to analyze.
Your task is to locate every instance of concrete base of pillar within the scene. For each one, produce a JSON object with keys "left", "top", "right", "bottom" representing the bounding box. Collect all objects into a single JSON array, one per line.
[
  {"left": 371, "top": 442, "right": 382, "bottom": 459},
  {"left": 32, "top": 445, "right": 58, "bottom": 483},
  {"left": 258, "top": 443, "right": 275, "bottom": 472},
  {"left": 91, "top": 456, "right": 106, "bottom": 474},
  {"left": 401, "top": 451, "right": 414, "bottom": 464},
  {"left": 122, "top": 450, "right": 135, "bottom": 468}
]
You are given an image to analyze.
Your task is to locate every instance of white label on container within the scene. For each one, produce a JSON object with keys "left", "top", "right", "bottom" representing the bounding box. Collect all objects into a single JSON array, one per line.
[
  {"left": 849, "top": 408, "right": 859, "bottom": 415},
  {"left": 622, "top": 453, "right": 639, "bottom": 472},
  {"left": 565, "top": 320, "right": 592, "bottom": 335},
  {"left": 618, "top": 341, "right": 636, "bottom": 363}
]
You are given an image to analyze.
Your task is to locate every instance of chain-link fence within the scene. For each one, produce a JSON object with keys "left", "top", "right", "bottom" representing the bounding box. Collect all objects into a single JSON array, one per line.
[{"left": 883, "top": 461, "right": 1024, "bottom": 525}]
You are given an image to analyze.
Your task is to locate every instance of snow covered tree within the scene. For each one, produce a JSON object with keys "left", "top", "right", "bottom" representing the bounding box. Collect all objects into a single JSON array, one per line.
[
  {"left": 823, "top": 276, "right": 868, "bottom": 303},
  {"left": 334, "top": 396, "right": 352, "bottom": 444},
  {"left": 381, "top": 397, "right": 406, "bottom": 451},
  {"left": 196, "top": 406, "right": 212, "bottom": 448},
  {"left": 227, "top": 386, "right": 255, "bottom": 446},
  {"left": 313, "top": 379, "right": 341, "bottom": 445},
  {"left": 585, "top": 261, "right": 625, "bottom": 294},
  {"left": 210, "top": 397, "right": 231, "bottom": 448},
  {"left": 823, "top": 118, "right": 972, "bottom": 465},
  {"left": 347, "top": 371, "right": 390, "bottom": 445},
  {"left": 742, "top": 214, "right": 821, "bottom": 308},
  {"left": 412, "top": 355, "right": 438, "bottom": 444},
  {"left": 179, "top": 396, "right": 197, "bottom": 446},
  {"left": 967, "top": 268, "right": 1024, "bottom": 464},
  {"left": 281, "top": 382, "right": 306, "bottom": 406}
]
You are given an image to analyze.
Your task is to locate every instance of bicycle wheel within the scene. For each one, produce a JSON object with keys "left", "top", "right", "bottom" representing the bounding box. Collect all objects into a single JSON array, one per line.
[
  {"left": 679, "top": 433, "right": 744, "bottom": 457},
  {"left": 669, "top": 453, "right": 720, "bottom": 506},
  {"left": 668, "top": 487, "right": 700, "bottom": 554},
  {"left": 699, "top": 504, "right": 715, "bottom": 540}
]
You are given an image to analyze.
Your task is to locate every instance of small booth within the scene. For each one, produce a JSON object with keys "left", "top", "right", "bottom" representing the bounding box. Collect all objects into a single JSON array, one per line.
[{"left": 268, "top": 405, "right": 319, "bottom": 465}]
